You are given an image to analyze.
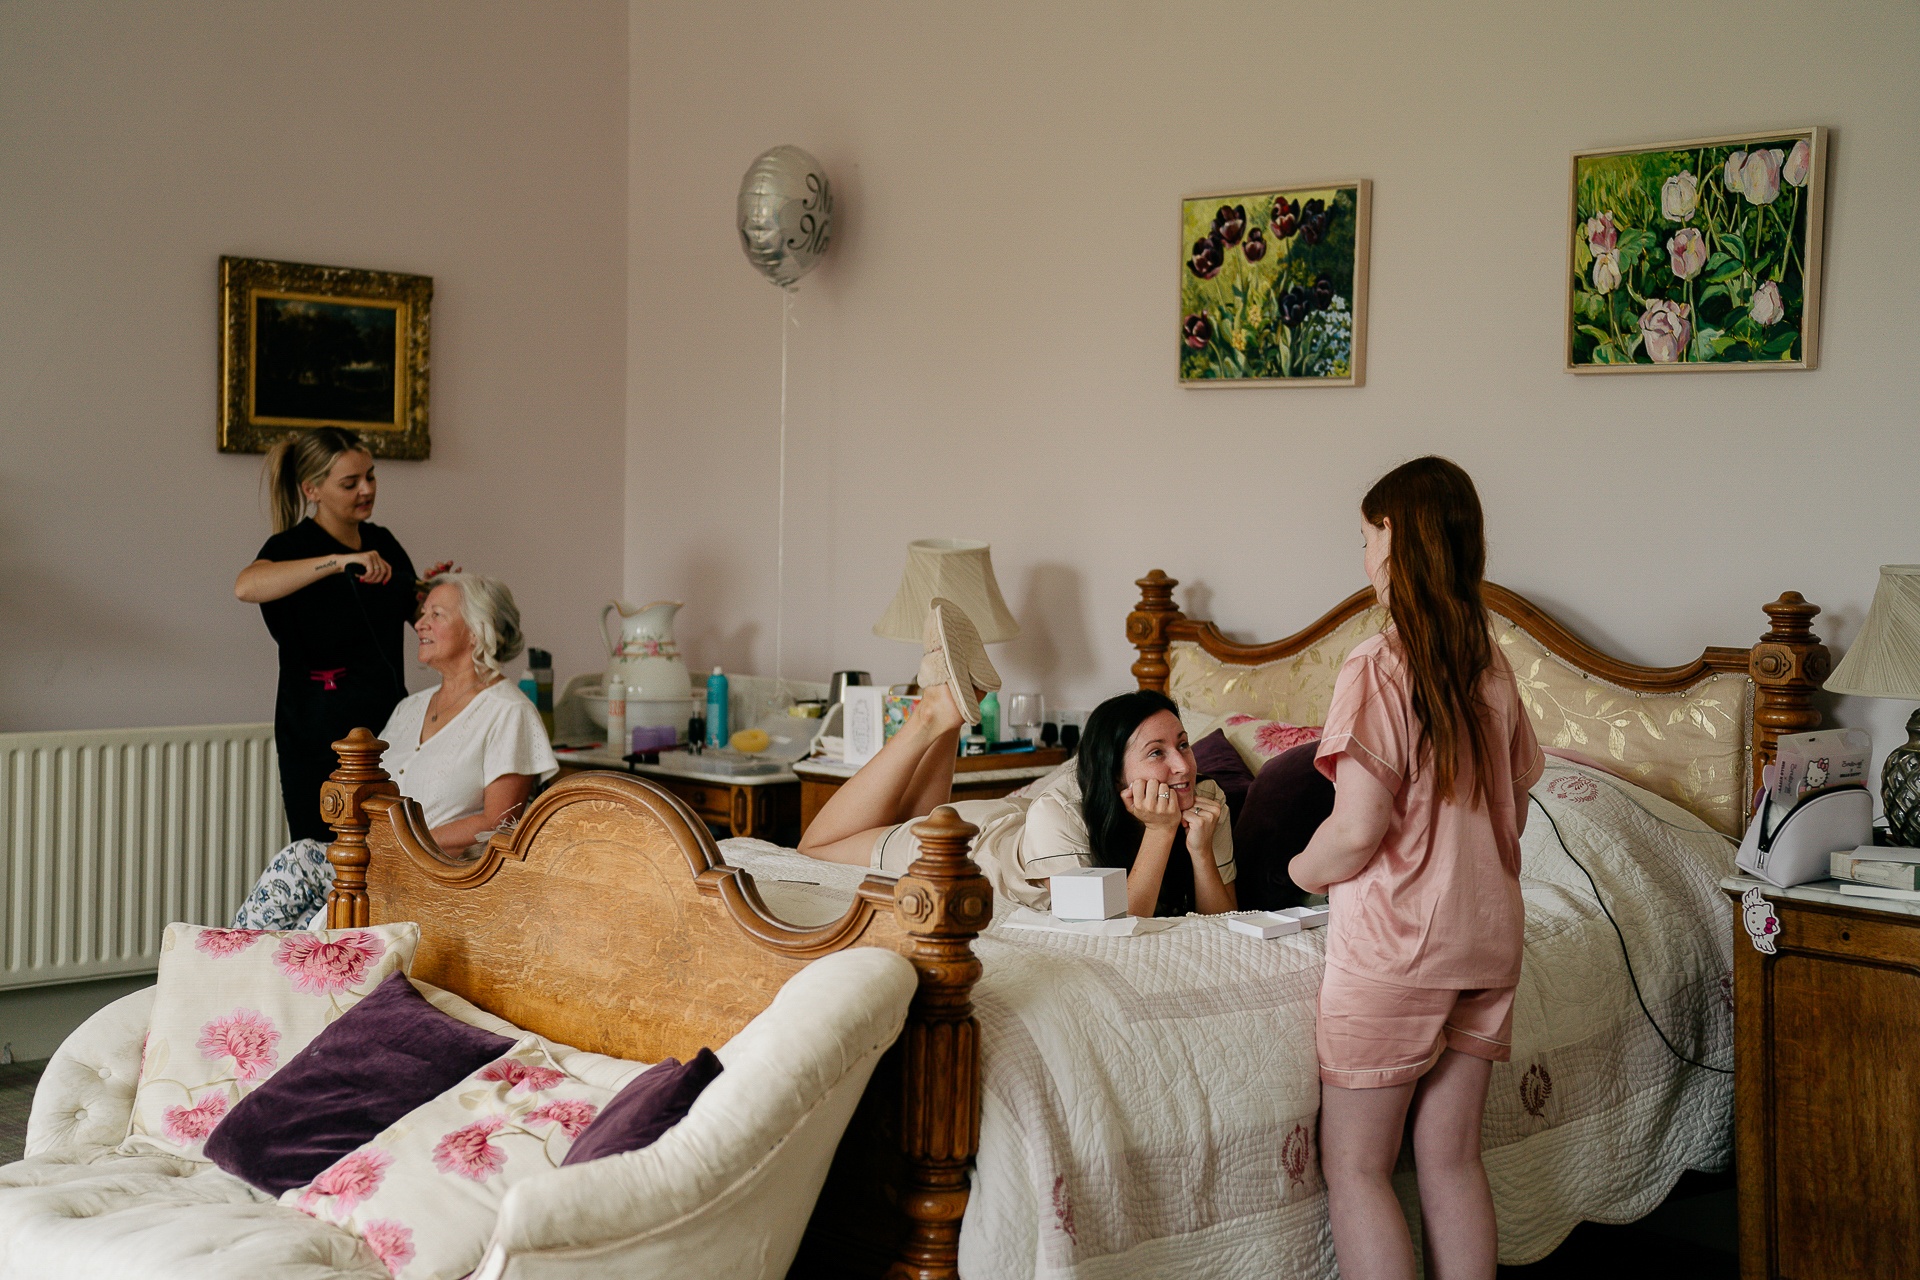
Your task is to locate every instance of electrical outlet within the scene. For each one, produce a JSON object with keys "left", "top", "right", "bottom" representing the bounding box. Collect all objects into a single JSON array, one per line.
[{"left": 1, "top": 1043, "right": 12, "bottom": 1065}]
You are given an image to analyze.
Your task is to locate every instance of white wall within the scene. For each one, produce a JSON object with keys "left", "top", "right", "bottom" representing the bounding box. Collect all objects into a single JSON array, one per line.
[
  {"left": 1, "top": 1, "right": 628, "bottom": 734},
  {"left": 627, "top": 0, "right": 1919, "bottom": 786}
]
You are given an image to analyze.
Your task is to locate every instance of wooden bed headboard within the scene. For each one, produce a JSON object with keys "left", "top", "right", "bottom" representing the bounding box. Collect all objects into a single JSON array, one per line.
[{"left": 1127, "top": 570, "right": 1831, "bottom": 833}]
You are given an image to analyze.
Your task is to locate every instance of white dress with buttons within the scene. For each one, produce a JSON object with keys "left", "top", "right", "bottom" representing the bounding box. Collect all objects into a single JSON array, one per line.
[{"left": 376, "top": 680, "right": 559, "bottom": 830}]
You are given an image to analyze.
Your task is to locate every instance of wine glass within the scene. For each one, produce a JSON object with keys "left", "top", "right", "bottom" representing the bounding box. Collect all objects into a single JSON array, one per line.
[{"left": 1005, "top": 692, "right": 1044, "bottom": 747}]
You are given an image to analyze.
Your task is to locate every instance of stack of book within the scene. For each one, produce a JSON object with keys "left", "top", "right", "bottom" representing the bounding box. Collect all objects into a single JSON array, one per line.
[{"left": 1828, "top": 846, "right": 1920, "bottom": 901}]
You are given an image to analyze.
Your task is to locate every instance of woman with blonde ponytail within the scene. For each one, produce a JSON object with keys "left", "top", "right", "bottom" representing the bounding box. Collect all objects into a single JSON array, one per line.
[{"left": 234, "top": 428, "right": 416, "bottom": 842}]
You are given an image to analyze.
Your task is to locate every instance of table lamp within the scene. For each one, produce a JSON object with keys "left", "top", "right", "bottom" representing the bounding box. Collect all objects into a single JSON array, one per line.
[
  {"left": 1823, "top": 564, "right": 1920, "bottom": 847},
  {"left": 872, "top": 539, "right": 1021, "bottom": 670}
]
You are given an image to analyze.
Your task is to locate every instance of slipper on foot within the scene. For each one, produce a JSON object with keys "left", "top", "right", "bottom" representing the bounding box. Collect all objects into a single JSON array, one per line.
[{"left": 919, "top": 597, "right": 1001, "bottom": 726}]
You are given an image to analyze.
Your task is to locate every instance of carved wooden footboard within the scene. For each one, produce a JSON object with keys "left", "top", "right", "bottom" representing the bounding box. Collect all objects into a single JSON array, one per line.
[{"left": 321, "top": 732, "right": 989, "bottom": 1280}]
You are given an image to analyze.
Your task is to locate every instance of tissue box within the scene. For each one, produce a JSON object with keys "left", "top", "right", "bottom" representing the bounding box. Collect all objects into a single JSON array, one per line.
[
  {"left": 1771, "top": 728, "right": 1871, "bottom": 806},
  {"left": 1050, "top": 867, "right": 1128, "bottom": 921},
  {"left": 629, "top": 724, "right": 678, "bottom": 753},
  {"left": 843, "top": 686, "right": 886, "bottom": 767},
  {"left": 1227, "top": 911, "right": 1301, "bottom": 939},
  {"left": 1278, "top": 905, "right": 1330, "bottom": 928}
]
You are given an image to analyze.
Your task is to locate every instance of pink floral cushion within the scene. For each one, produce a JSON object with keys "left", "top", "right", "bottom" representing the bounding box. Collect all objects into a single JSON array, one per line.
[
  {"left": 1202, "top": 713, "right": 1323, "bottom": 773},
  {"left": 122, "top": 920, "right": 420, "bottom": 1160},
  {"left": 283, "top": 1037, "right": 618, "bottom": 1279}
]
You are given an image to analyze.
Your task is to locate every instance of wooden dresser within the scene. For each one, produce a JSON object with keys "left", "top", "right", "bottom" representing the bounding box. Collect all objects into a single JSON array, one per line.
[{"left": 1725, "top": 877, "right": 1920, "bottom": 1279}]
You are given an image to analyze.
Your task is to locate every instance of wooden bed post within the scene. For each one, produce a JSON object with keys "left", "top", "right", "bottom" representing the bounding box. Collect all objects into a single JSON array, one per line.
[
  {"left": 887, "top": 805, "right": 991, "bottom": 1280},
  {"left": 1748, "top": 591, "right": 1831, "bottom": 795},
  {"left": 1129, "top": 569, "right": 1186, "bottom": 693},
  {"left": 322, "top": 728, "right": 400, "bottom": 929}
]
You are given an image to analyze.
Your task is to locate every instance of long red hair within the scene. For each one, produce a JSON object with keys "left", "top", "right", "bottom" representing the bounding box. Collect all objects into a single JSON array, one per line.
[{"left": 1361, "top": 456, "right": 1495, "bottom": 806}]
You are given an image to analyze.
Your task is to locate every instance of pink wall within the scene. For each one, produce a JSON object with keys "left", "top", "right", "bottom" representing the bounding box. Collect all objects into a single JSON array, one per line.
[
  {"left": 626, "top": 0, "right": 1919, "bottom": 784},
  {"left": 0, "top": 1, "right": 628, "bottom": 733}
]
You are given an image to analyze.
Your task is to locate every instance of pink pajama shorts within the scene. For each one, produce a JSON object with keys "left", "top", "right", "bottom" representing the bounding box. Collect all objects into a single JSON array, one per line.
[{"left": 1316, "top": 963, "right": 1515, "bottom": 1090}]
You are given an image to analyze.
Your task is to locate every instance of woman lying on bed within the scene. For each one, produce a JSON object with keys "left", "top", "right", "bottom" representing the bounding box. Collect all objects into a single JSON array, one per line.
[
  {"left": 798, "top": 599, "right": 1235, "bottom": 916},
  {"left": 232, "top": 572, "right": 559, "bottom": 930}
]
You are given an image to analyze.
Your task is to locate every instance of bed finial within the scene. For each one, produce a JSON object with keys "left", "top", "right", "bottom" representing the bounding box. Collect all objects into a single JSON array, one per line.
[
  {"left": 1750, "top": 591, "right": 1831, "bottom": 799},
  {"left": 322, "top": 727, "right": 400, "bottom": 929},
  {"left": 1130, "top": 569, "right": 1184, "bottom": 692},
  {"left": 888, "top": 804, "right": 989, "bottom": 1280}
]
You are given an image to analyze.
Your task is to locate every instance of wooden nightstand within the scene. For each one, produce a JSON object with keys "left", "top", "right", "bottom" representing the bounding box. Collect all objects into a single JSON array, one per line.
[
  {"left": 1723, "top": 876, "right": 1920, "bottom": 1280},
  {"left": 793, "top": 748, "right": 1069, "bottom": 836}
]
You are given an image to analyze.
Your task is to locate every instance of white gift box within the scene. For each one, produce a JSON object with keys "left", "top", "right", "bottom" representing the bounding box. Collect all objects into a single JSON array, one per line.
[
  {"left": 1227, "top": 911, "right": 1301, "bottom": 939},
  {"left": 1278, "top": 905, "right": 1330, "bottom": 928},
  {"left": 1050, "top": 866, "right": 1128, "bottom": 921}
]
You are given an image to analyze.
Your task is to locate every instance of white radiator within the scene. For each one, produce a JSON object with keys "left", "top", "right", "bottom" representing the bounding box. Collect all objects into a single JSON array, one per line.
[{"left": 0, "top": 724, "right": 286, "bottom": 991}]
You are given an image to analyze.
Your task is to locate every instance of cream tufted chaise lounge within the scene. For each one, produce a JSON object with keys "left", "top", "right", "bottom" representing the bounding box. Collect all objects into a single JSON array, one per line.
[{"left": 0, "top": 946, "right": 916, "bottom": 1280}]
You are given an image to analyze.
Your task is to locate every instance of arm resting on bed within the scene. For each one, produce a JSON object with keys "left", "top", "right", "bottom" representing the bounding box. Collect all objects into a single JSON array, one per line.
[{"left": 473, "top": 948, "right": 918, "bottom": 1280}]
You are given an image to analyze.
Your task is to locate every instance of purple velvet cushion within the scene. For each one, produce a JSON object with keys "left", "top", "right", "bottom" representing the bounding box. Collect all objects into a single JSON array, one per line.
[
  {"left": 204, "top": 969, "right": 515, "bottom": 1195},
  {"left": 1230, "top": 741, "right": 1337, "bottom": 911},
  {"left": 562, "top": 1048, "right": 723, "bottom": 1166},
  {"left": 1192, "top": 729, "right": 1256, "bottom": 823}
]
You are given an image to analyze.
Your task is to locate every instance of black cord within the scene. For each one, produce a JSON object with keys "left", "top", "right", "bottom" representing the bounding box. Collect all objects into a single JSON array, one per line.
[{"left": 1528, "top": 795, "right": 1734, "bottom": 1075}]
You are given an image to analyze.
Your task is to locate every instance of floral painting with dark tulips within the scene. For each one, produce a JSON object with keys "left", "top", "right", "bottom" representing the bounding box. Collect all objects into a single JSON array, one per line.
[
  {"left": 1180, "top": 183, "right": 1365, "bottom": 383},
  {"left": 1569, "top": 131, "right": 1822, "bottom": 368}
]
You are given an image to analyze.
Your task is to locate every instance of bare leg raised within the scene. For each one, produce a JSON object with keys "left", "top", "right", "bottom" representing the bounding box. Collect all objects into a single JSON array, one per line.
[{"left": 797, "top": 684, "right": 965, "bottom": 864}]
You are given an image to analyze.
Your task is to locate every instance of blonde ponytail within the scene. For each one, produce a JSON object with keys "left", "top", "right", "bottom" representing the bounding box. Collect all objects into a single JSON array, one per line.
[{"left": 261, "top": 428, "right": 368, "bottom": 533}]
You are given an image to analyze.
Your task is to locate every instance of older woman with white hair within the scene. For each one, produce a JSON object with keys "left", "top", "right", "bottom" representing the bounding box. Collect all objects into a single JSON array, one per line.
[{"left": 233, "top": 572, "right": 558, "bottom": 930}]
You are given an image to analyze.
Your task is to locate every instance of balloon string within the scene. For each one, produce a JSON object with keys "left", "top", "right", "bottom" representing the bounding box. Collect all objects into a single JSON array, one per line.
[{"left": 774, "top": 289, "right": 791, "bottom": 709}]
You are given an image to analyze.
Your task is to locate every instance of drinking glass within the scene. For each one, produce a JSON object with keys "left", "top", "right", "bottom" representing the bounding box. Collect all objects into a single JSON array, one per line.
[{"left": 1005, "top": 692, "right": 1044, "bottom": 746}]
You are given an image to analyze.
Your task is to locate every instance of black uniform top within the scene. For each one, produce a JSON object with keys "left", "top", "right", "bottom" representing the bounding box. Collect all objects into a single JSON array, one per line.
[{"left": 256, "top": 518, "right": 416, "bottom": 705}]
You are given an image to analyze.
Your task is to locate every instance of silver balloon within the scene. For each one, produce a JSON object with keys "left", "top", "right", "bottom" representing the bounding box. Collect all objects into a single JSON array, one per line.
[{"left": 737, "top": 145, "right": 833, "bottom": 291}]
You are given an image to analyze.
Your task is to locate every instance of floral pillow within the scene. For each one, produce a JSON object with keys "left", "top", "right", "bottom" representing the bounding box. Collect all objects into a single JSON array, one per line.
[
  {"left": 1201, "top": 713, "right": 1323, "bottom": 773},
  {"left": 122, "top": 920, "right": 420, "bottom": 1160},
  {"left": 284, "top": 1037, "right": 616, "bottom": 1279}
]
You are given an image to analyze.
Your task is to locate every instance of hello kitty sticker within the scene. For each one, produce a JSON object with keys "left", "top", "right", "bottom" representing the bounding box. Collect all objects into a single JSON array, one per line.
[{"left": 1741, "top": 886, "right": 1781, "bottom": 954}]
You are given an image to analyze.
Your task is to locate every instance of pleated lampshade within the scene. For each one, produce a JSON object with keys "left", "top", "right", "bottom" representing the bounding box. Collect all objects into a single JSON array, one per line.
[
  {"left": 872, "top": 539, "right": 1021, "bottom": 644},
  {"left": 1825, "top": 565, "right": 1920, "bottom": 699}
]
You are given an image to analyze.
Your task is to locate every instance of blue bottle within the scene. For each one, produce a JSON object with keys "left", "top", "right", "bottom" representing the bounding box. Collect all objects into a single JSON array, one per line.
[{"left": 705, "top": 667, "right": 729, "bottom": 750}]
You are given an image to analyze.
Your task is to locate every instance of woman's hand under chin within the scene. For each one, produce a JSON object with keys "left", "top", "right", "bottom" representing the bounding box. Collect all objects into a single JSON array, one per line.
[
  {"left": 1181, "top": 790, "right": 1223, "bottom": 855},
  {"left": 1120, "top": 778, "right": 1183, "bottom": 831}
]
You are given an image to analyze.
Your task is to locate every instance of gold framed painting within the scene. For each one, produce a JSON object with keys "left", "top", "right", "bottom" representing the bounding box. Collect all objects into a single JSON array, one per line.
[
  {"left": 1179, "top": 179, "right": 1371, "bottom": 387},
  {"left": 1567, "top": 127, "right": 1826, "bottom": 373},
  {"left": 219, "top": 256, "right": 432, "bottom": 456}
]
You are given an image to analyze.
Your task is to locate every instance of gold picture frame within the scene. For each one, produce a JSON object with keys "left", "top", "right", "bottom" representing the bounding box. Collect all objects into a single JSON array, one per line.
[
  {"left": 219, "top": 255, "right": 432, "bottom": 457},
  {"left": 1566, "top": 127, "right": 1827, "bottom": 373},
  {"left": 1179, "top": 179, "right": 1372, "bottom": 387}
]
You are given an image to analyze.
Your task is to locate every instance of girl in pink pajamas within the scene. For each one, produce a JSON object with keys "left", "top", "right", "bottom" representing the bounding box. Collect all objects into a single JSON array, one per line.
[{"left": 1290, "top": 456, "right": 1544, "bottom": 1280}]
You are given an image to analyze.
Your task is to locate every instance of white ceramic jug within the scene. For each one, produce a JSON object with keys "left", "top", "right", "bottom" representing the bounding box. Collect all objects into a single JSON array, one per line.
[{"left": 601, "top": 600, "right": 692, "bottom": 730}]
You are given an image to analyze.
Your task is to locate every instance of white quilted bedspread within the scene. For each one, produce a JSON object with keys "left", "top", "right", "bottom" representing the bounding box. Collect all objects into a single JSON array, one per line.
[{"left": 726, "top": 759, "right": 1738, "bottom": 1278}]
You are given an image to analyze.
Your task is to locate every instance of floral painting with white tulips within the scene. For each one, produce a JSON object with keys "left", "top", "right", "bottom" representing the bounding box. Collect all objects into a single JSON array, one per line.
[
  {"left": 1569, "top": 130, "right": 1822, "bottom": 370},
  {"left": 1180, "top": 182, "right": 1369, "bottom": 385}
]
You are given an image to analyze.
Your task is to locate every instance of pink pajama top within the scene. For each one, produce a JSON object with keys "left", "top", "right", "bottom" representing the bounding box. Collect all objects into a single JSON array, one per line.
[{"left": 1314, "top": 630, "right": 1545, "bottom": 989}]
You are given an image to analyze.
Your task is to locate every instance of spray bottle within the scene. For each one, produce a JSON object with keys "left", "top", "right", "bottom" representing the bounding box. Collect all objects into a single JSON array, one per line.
[{"left": 705, "top": 667, "right": 729, "bottom": 750}]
